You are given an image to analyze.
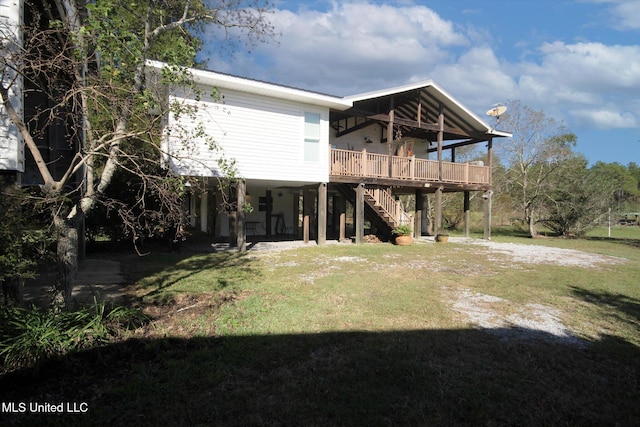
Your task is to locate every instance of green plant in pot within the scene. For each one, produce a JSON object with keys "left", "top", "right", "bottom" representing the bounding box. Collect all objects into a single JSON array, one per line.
[{"left": 392, "top": 224, "right": 413, "bottom": 246}]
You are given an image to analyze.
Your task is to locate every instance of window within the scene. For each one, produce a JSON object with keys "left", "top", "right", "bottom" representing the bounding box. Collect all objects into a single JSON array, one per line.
[{"left": 304, "top": 112, "right": 321, "bottom": 162}]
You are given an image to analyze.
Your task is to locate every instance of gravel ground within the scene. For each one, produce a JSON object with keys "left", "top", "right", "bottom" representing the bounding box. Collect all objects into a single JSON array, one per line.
[
  {"left": 441, "top": 236, "right": 627, "bottom": 346},
  {"left": 462, "top": 237, "right": 626, "bottom": 268}
]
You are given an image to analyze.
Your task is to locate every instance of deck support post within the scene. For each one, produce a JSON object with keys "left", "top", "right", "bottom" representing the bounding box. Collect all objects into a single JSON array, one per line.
[
  {"left": 387, "top": 98, "right": 395, "bottom": 177},
  {"left": 423, "top": 193, "right": 432, "bottom": 235},
  {"left": 414, "top": 190, "right": 423, "bottom": 239},
  {"left": 355, "top": 183, "right": 365, "bottom": 244},
  {"left": 437, "top": 106, "right": 444, "bottom": 181},
  {"left": 337, "top": 194, "right": 347, "bottom": 241},
  {"left": 483, "top": 190, "right": 493, "bottom": 240},
  {"left": 303, "top": 187, "right": 313, "bottom": 244},
  {"left": 208, "top": 188, "right": 216, "bottom": 235},
  {"left": 435, "top": 186, "right": 443, "bottom": 235},
  {"left": 463, "top": 191, "right": 470, "bottom": 238},
  {"left": 292, "top": 192, "right": 299, "bottom": 237},
  {"left": 265, "top": 189, "right": 272, "bottom": 237},
  {"left": 318, "top": 183, "right": 327, "bottom": 246},
  {"left": 236, "top": 180, "right": 247, "bottom": 252},
  {"left": 200, "top": 192, "right": 208, "bottom": 233}
]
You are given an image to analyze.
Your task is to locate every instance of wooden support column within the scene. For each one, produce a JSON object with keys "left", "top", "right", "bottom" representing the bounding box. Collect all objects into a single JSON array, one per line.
[
  {"left": 228, "top": 190, "right": 236, "bottom": 247},
  {"left": 463, "top": 191, "right": 471, "bottom": 238},
  {"left": 484, "top": 137, "right": 494, "bottom": 240},
  {"left": 292, "top": 192, "right": 299, "bottom": 237},
  {"left": 435, "top": 187, "right": 443, "bottom": 235},
  {"left": 483, "top": 190, "right": 493, "bottom": 240},
  {"left": 318, "top": 183, "right": 327, "bottom": 246},
  {"left": 422, "top": 193, "right": 431, "bottom": 235},
  {"left": 487, "top": 137, "right": 493, "bottom": 183},
  {"left": 387, "top": 98, "right": 395, "bottom": 177},
  {"left": 189, "top": 192, "right": 197, "bottom": 228},
  {"left": 265, "top": 189, "right": 272, "bottom": 237},
  {"left": 414, "top": 190, "right": 423, "bottom": 239},
  {"left": 437, "top": 106, "right": 444, "bottom": 181},
  {"left": 200, "top": 192, "right": 208, "bottom": 233},
  {"left": 335, "top": 192, "right": 347, "bottom": 242},
  {"left": 355, "top": 183, "right": 365, "bottom": 245},
  {"left": 236, "top": 180, "right": 246, "bottom": 251},
  {"left": 303, "top": 188, "right": 313, "bottom": 244},
  {"left": 339, "top": 203, "right": 347, "bottom": 242},
  {"left": 208, "top": 190, "right": 217, "bottom": 235}
]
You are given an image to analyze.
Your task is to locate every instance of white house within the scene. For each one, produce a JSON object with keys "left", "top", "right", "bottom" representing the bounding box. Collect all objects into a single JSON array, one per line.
[
  {"left": 0, "top": 0, "right": 24, "bottom": 183},
  {"left": 154, "top": 61, "right": 511, "bottom": 249}
]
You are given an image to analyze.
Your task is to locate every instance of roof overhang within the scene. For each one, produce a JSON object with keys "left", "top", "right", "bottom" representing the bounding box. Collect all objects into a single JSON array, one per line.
[
  {"left": 146, "top": 60, "right": 353, "bottom": 111},
  {"left": 340, "top": 80, "right": 512, "bottom": 140},
  {"left": 147, "top": 61, "right": 511, "bottom": 140}
]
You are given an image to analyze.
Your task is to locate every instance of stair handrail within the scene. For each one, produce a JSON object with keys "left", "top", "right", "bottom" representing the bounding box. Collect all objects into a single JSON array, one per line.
[{"left": 364, "top": 187, "right": 412, "bottom": 227}]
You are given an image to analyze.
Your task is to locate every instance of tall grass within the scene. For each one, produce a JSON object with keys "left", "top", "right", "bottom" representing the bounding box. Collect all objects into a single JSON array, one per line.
[{"left": 0, "top": 301, "right": 149, "bottom": 373}]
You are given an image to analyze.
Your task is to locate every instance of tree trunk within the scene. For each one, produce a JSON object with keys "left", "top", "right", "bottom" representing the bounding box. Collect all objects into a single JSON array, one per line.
[
  {"left": 527, "top": 209, "right": 538, "bottom": 238},
  {"left": 52, "top": 215, "right": 79, "bottom": 310}
]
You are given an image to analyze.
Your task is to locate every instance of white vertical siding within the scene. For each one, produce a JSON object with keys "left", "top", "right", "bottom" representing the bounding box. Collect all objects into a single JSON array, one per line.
[
  {"left": 165, "top": 86, "right": 330, "bottom": 183},
  {"left": 0, "top": 0, "right": 23, "bottom": 172}
]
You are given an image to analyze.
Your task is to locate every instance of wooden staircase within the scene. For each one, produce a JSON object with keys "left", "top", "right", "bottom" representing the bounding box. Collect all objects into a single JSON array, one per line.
[
  {"left": 363, "top": 187, "right": 412, "bottom": 229},
  {"left": 337, "top": 184, "right": 412, "bottom": 237}
]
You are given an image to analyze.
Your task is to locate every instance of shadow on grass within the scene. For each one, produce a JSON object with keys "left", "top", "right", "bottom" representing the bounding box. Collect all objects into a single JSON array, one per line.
[
  {"left": 2, "top": 328, "right": 639, "bottom": 426},
  {"left": 130, "top": 251, "right": 259, "bottom": 301},
  {"left": 571, "top": 286, "right": 640, "bottom": 328},
  {"left": 586, "top": 235, "right": 640, "bottom": 250},
  {"left": 585, "top": 236, "right": 640, "bottom": 248}
]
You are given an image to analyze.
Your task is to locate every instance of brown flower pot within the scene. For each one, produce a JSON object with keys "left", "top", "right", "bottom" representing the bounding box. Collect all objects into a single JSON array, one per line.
[
  {"left": 394, "top": 235, "right": 413, "bottom": 246},
  {"left": 435, "top": 234, "right": 449, "bottom": 243}
]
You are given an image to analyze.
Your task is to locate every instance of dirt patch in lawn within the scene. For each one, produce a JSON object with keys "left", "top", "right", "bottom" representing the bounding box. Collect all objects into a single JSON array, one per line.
[
  {"left": 465, "top": 238, "right": 626, "bottom": 268},
  {"left": 445, "top": 287, "right": 587, "bottom": 347},
  {"left": 441, "top": 238, "right": 624, "bottom": 346}
]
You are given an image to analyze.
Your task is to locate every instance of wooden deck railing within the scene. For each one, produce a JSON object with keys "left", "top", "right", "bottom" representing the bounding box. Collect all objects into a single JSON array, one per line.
[
  {"left": 330, "top": 148, "right": 490, "bottom": 185},
  {"left": 365, "top": 187, "right": 412, "bottom": 226}
]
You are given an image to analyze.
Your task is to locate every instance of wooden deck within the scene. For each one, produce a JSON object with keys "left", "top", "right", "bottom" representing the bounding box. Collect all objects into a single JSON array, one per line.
[{"left": 330, "top": 148, "right": 490, "bottom": 188}]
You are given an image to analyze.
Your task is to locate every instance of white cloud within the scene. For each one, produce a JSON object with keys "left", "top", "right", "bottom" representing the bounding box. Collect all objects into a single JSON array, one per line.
[
  {"left": 570, "top": 109, "right": 637, "bottom": 129},
  {"left": 430, "top": 46, "right": 519, "bottom": 111},
  {"left": 203, "top": 1, "right": 640, "bottom": 135},
  {"left": 607, "top": 0, "right": 640, "bottom": 30},
  {"left": 512, "top": 41, "right": 640, "bottom": 128},
  {"left": 207, "top": 2, "right": 468, "bottom": 95}
]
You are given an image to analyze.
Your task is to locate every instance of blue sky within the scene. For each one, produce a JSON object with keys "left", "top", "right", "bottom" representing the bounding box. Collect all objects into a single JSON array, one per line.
[{"left": 201, "top": 0, "right": 640, "bottom": 166}]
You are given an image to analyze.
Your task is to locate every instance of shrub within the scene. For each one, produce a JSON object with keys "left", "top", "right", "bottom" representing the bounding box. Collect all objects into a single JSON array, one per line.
[
  {"left": 391, "top": 224, "right": 413, "bottom": 236},
  {"left": 0, "top": 301, "right": 150, "bottom": 372}
]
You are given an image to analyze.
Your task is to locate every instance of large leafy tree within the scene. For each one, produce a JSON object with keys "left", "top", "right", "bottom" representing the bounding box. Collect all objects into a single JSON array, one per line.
[
  {"left": 0, "top": 0, "right": 274, "bottom": 309},
  {"left": 539, "top": 157, "right": 616, "bottom": 237},
  {"left": 589, "top": 162, "right": 640, "bottom": 214},
  {"left": 497, "top": 100, "right": 577, "bottom": 237}
]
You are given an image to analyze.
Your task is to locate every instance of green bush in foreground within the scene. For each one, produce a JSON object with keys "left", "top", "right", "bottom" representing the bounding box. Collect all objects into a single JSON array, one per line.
[{"left": 0, "top": 301, "right": 149, "bottom": 372}]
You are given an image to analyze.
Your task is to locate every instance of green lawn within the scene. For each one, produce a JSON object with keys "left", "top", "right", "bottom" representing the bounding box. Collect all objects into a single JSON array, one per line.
[{"left": 2, "top": 231, "right": 639, "bottom": 426}]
